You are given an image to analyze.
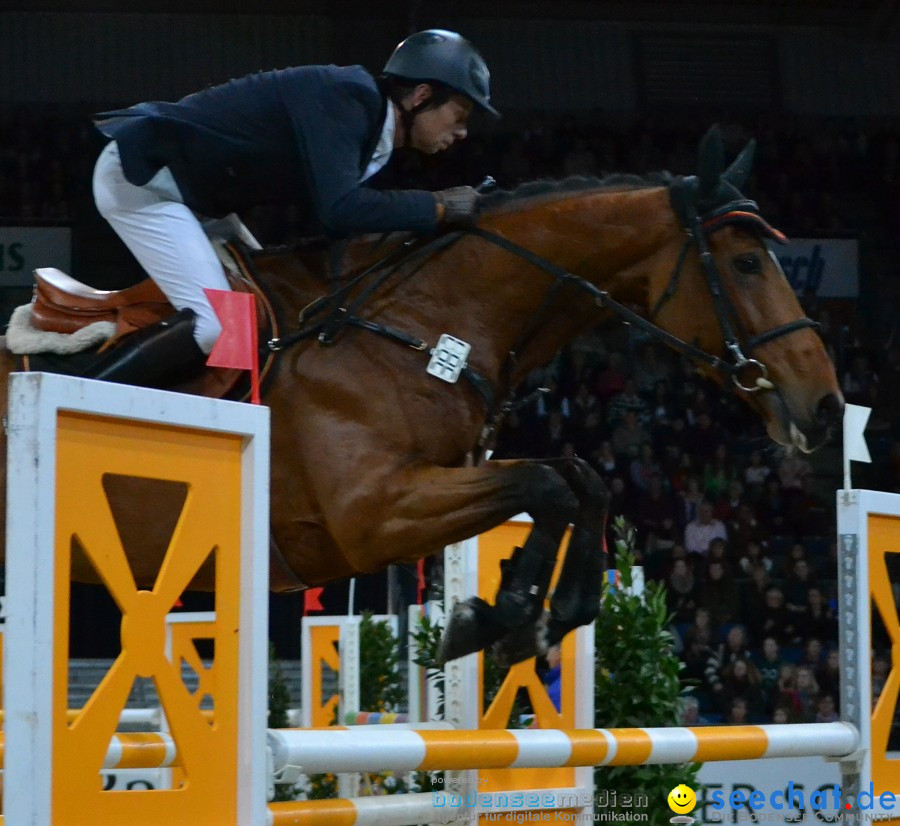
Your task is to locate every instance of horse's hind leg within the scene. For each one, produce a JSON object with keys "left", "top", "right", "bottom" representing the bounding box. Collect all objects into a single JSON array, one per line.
[
  {"left": 434, "top": 464, "right": 578, "bottom": 664},
  {"left": 543, "top": 458, "right": 609, "bottom": 643},
  {"left": 491, "top": 457, "right": 609, "bottom": 667}
]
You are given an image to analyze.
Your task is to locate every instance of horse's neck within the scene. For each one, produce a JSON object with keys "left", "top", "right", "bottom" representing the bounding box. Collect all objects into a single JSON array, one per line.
[{"left": 479, "top": 187, "right": 675, "bottom": 378}]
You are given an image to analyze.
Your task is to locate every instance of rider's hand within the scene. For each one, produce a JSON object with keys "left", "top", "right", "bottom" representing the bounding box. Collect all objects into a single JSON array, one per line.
[{"left": 434, "top": 186, "right": 479, "bottom": 225}]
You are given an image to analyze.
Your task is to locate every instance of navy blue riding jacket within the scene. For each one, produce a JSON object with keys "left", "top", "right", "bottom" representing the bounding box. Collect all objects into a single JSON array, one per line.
[{"left": 94, "top": 65, "right": 438, "bottom": 235}]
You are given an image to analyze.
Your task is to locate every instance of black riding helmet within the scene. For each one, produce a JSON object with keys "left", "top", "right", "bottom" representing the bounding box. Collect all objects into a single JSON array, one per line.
[{"left": 383, "top": 29, "right": 500, "bottom": 117}]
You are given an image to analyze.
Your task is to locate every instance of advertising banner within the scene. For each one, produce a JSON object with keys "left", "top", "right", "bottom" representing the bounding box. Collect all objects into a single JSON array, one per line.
[
  {"left": 0, "top": 226, "right": 71, "bottom": 288},
  {"left": 770, "top": 238, "right": 859, "bottom": 298}
]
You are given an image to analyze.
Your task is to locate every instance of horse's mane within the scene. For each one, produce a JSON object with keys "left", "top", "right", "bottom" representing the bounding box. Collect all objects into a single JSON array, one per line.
[{"left": 478, "top": 172, "right": 673, "bottom": 213}]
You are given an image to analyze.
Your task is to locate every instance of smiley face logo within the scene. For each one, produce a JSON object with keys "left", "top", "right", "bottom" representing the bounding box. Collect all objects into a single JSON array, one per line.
[{"left": 667, "top": 784, "right": 697, "bottom": 814}]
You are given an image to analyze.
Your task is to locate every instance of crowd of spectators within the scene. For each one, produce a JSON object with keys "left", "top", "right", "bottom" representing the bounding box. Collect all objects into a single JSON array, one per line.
[
  {"left": 490, "top": 328, "right": 846, "bottom": 724},
  {"left": 3, "top": 102, "right": 900, "bottom": 727}
]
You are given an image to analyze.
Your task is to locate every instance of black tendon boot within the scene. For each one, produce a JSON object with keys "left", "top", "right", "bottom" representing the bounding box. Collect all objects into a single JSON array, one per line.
[{"left": 82, "top": 309, "right": 207, "bottom": 388}]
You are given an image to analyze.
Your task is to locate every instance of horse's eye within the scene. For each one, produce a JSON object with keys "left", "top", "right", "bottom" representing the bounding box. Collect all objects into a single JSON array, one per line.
[{"left": 733, "top": 254, "right": 762, "bottom": 275}]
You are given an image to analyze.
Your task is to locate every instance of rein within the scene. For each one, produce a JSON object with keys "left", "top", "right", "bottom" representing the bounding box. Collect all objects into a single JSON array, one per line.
[{"left": 265, "top": 179, "right": 819, "bottom": 456}]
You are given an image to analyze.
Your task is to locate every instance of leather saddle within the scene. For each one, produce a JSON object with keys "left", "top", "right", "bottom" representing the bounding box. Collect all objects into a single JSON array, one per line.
[
  {"left": 33, "top": 267, "right": 175, "bottom": 339},
  {"left": 24, "top": 248, "right": 278, "bottom": 400}
]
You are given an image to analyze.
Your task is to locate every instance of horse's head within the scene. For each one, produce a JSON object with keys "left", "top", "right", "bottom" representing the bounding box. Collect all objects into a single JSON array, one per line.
[{"left": 649, "top": 125, "right": 843, "bottom": 451}]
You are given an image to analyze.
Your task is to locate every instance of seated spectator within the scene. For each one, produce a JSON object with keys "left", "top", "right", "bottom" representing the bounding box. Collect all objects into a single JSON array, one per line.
[
  {"left": 815, "top": 648, "right": 841, "bottom": 700},
  {"left": 714, "top": 479, "right": 746, "bottom": 523},
  {"left": 611, "top": 410, "right": 648, "bottom": 461},
  {"left": 633, "top": 344, "right": 673, "bottom": 398},
  {"left": 704, "top": 625, "right": 751, "bottom": 703},
  {"left": 738, "top": 540, "right": 773, "bottom": 576},
  {"left": 570, "top": 380, "right": 600, "bottom": 430},
  {"left": 649, "top": 380, "right": 677, "bottom": 425},
  {"left": 800, "top": 637, "right": 824, "bottom": 671},
  {"left": 771, "top": 704, "right": 792, "bottom": 724},
  {"left": 593, "top": 440, "right": 621, "bottom": 479},
  {"left": 744, "top": 564, "right": 774, "bottom": 642},
  {"left": 675, "top": 470, "right": 703, "bottom": 521},
  {"left": 666, "top": 558, "right": 699, "bottom": 624},
  {"left": 679, "top": 695, "right": 710, "bottom": 726},
  {"left": 758, "top": 476, "right": 790, "bottom": 535},
  {"left": 797, "top": 592, "right": 838, "bottom": 661},
  {"left": 629, "top": 443, "right": 661, "bottom": 493},
  {"left": 784, "top": 558, "right": 817, "bottom": 616},
  {"left": 656, "top": 416, "right": 690, "bottom": 461},
  {"left": 814, "top": 693, "right": 839, "bottom": 723},
  {"left": 535, "top": 408, "right": 571, "bottom": 457},
  {"left": 684, "top": 500, "right": 728, "bottom": 559},
  {"left": 706, "top": 537, "right": 731, "bottom": 567},
  {"left": 771, "top": 664, "right": 805, "bottom": 721},
  {"left": 780, "top": 542, "right": 808, "bottom": 577},
  {"left": 684, "top": 411, "right": 725, "bottom": 462},
  {"left": 703, "top": 444, "right": 737, "bottom": 501},
  {"left": 696, "top": 560, "right": 740, "bottom": 627},
  {"left": 729, "top": 503, "right": 767, "bottom": 551},
  {"left": 682, "top": 606, "right": 714, "bottom": 651},
  {"left": 719, "top": 659, "right": 766, "bottom": 719},
  {"left": 743, "top": 449, "right": 772, "bottom": 498},
  {"left": 607, "top": 378, "right": 648, "bottom": 429},
  {"left": 873, "top": 654, "right": 890, "bottom": 705},
  {"left": 632, "top": 474, "right": 680, "bottom": 570},
  {"left": 754, "top": 587, "right": 801, "bottom": 646},
  {"left": 753, "top": 637, "right": 785, "bottom": 706},
  {"left": 787, "top": 476, "right": 830, "bottom": 538},
  {"left": 794, "top": 665, "right": 820, "bottom": 721}
]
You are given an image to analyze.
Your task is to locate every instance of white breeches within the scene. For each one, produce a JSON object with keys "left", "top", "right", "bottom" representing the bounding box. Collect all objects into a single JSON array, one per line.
[{"left": 92, "top": 141, "right": 228, "bottom": 354}]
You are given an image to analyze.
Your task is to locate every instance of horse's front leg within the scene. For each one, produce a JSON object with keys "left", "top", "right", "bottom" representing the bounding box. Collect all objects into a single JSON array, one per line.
[
  {"left": 434, "top": 462, "right": 578, "bottom": 664},
  {"left": 323, "top": 459, "right": 578, "bottom": 665},
  {"left": 491, "top": 457, "right": 609, "bottom": 667},
  {"left": 542, "top": 457, "right": 609, "bottom": 642}
]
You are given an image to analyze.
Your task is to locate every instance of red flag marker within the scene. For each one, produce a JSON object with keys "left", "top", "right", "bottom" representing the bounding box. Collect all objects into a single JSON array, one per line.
[
  {"left": 204, "top": 289, "right": 261, "bottom": 404},
  {"left": 304, "top": 587, "right": 324, "bottom": 614},
  {"left": 416, "top": 559, "right": 426, "bottom": 605}
]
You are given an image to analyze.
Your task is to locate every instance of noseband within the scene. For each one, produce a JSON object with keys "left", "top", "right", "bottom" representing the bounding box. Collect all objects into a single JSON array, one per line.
[{"left": 466, "top": 180, "right": 818, "bottom": 394}]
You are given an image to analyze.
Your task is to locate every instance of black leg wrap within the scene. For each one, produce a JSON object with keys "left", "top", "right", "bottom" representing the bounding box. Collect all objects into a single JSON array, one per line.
[
  {"left": 437, "top": 596, "right": 508, "bottom": 664},
  {"left": 541, "top": 458, "right": 609, "bottom": 647},
  {"left": 493, "top": 544, "right": 556, "bottom": 630},
  {"left": 438, "top": 534, "right": 560, "bottom": 664}
]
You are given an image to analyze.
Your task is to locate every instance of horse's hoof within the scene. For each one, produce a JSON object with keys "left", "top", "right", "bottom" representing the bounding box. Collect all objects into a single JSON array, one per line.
[
  {"left": 437, "top": 597, "right": 504, "bottom": 664},
  {"left": 491, "top": 613, "right": 550, "bottom": 668}
]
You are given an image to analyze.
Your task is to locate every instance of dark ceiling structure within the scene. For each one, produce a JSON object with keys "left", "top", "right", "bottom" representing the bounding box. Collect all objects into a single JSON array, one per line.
[{"left": 4, "top": 0, "right": 898, "bottom": 33}]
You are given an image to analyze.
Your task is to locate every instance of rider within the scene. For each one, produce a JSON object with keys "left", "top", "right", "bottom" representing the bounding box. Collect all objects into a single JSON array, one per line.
[{"left": 86, "top": 29, "right": 499, "bottom": 387}]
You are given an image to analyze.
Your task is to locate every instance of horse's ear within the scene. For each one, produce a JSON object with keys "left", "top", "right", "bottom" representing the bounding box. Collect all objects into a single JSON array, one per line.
[
  {"left": 722, "top": 139, "right": 757, "bottom": 191},
  {"left": 697, "top": 125, "right": 725, "bottom": 197}
]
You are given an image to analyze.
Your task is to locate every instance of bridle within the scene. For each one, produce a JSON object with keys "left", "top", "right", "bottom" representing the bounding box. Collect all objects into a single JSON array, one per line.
[
  {"left": 466, "top": 176, "right": 819, "bottom": 395},
  {"left": 267, "top": 175, "right": 820, "bottom": 416},
  {"left": 662, "top": 176, "right": 819, "bottom": 392}
]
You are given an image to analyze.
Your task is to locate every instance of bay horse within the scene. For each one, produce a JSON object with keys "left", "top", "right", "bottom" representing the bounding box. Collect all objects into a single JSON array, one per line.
[{"left": 0, "top": 126, "right": 843, "bottom": 665}]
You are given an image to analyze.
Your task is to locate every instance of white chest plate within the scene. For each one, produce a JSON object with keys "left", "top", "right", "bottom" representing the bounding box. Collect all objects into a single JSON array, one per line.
[{"left": 426, "top": 334, "right": 471, "bottom": 384}]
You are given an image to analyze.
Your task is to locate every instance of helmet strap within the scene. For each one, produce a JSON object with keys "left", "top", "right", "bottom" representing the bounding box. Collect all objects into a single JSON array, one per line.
[{"left": 381, "top": 76, "right": 451, "bottom": 149}]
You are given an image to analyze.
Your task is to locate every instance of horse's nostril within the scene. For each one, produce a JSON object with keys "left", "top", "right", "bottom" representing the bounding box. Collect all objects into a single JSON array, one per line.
[{"left": 817, "top": 393, "right": 844, "bottom": 426}]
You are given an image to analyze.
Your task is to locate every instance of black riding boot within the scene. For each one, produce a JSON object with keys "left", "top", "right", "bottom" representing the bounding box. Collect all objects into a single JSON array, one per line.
[{"left": 82, "top": 309, "right": 207, "bottom": 388}]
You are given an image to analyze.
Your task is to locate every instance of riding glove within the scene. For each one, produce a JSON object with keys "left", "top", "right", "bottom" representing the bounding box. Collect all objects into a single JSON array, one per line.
[{"left": 434, "top": 186, "right": 480, "bottom": 224}]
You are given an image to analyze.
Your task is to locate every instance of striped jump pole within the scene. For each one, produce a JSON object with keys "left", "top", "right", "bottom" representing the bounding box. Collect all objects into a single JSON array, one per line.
[{"left": 267, "top": 722, "right": 859, "bottom": 775}]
